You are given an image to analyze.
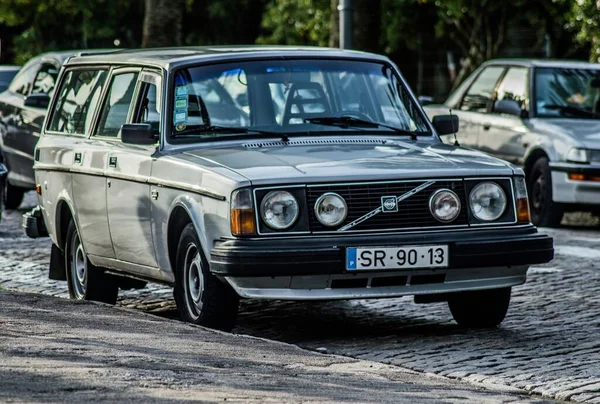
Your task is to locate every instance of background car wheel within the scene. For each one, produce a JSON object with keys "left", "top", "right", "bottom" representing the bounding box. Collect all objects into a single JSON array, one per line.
[
  {"left": 65, "top": 220, "right": 118, "bottom": 304},
  {"left": 527, "top": 157, "right": 563, "bottom": 227},
  {"left": 173, "top": 223, "right": 239, "bottom": 331},
  {"left": 4, "top": 183, "right": 26, "bottom": 210},
  {"left": 447, "top": 287, "right": 511, "bottom": 328}
]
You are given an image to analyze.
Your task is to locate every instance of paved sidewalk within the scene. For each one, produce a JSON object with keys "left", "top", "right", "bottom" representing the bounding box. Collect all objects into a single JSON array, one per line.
[{"left": 0, "top": 291, "right": 551, "bottom": 403}]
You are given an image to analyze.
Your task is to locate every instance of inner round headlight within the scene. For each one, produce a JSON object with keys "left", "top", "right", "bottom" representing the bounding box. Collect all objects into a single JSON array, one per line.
[
  {"left": 260, "top": 190, "right": 299, "bottom": 230},
  {"left": 469, "top": 182, "right": 507, "bottom": 221},
  {"left": 314, "top": 192, "right": 347, "bottom": 227},
  {"left": 429, "top": 189, "right": 461, "bottom": 223}
]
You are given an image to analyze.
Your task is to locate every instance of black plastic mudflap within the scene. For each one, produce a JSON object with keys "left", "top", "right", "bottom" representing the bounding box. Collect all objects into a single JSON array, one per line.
[
  {"left": 22, "top": 206, "right": 48, "bottom": 239},
  {"left": 49, "top": 243, "right": 66, "bottom": 281}
]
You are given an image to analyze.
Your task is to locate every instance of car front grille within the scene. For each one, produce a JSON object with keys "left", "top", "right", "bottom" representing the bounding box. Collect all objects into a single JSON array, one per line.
[{"left": 306, "top": 180, "right": 469, "bottom": 232}]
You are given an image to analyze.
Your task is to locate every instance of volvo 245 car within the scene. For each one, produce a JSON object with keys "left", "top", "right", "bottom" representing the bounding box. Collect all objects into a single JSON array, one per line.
[
  {"left": 24, "top": 47, "right": 554, "bottom": 331},
  {"left": 424, "top": 59, "right": 600, "bottom": 227}
]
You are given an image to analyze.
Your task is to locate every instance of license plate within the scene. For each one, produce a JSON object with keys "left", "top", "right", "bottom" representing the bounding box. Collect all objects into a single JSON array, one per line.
[{"left": 346, "top": 245, "right": 448, "bottom": 271}]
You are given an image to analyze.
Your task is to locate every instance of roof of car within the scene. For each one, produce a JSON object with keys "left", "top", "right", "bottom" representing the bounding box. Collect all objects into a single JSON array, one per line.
[
  {"left": 64, "top": 46, "right": 389, "bottom": 69},
  {"left": 483, "top": 58, "right": 600, "bottom": 69}
]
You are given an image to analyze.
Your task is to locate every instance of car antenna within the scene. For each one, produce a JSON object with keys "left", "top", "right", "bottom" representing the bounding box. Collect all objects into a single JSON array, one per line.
[{"left": 449, "top": 109, "right": 459, "bottom": 147}]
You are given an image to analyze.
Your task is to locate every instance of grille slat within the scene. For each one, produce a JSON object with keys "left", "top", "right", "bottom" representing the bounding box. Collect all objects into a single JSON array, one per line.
[{"left": 307, "top": 180, "right": 469, "bottom": 232}]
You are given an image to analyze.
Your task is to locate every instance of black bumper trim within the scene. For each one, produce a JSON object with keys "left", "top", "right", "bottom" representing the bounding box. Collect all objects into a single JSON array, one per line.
[
  {"left": 210, "top": 227, "right": 554, "bottom": 277},
  {"left": 23, "top": 206, "right": 49, "bottom": 239}
]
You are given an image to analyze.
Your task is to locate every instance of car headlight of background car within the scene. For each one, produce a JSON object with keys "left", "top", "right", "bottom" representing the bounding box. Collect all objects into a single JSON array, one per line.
[
  {"left": 260, "top": 190, "right": 299, "bottom": 230},
  {"left": 469, "top": 182, "right": 507, "bottom": 221},
  {"left": 567, "top": 148, "right": 590, "bottom": 164}
]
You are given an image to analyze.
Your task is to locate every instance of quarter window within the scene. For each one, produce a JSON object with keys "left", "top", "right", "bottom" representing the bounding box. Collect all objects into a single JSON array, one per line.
[
  {"left": 134, "top": 81, "right": 161, "bottom": 132},
  {"left": 8, "top": 63, "right": 38, "bottom": 96},
  {"left": 460, "top": 66, "right": 505, "bottom": 112},
  {"left": 494, "top": 67, "right": 528, "bottom": 111},
  {"left": 95, "top": 72, "right": 139, "bottom": 137},
  {"left": 47, "top": 69, "right": 108, "bottom": 135},
  {"left": 32, "top": 63, "right": 59, "bottom": 95}
]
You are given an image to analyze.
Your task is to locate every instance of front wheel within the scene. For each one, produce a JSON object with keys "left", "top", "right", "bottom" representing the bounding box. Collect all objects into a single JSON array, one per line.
[
  {"left": 65, "top": 220, "right": 118, "bottom": 304},
  {"left": 447, "top": 287, "right": 511, "bottom": 328},
  {"left": 527, "top": 157, "right": 563, "bottom": 227},
  {"left": 173, "top": 223, "right": 239, "bottom": 331}
]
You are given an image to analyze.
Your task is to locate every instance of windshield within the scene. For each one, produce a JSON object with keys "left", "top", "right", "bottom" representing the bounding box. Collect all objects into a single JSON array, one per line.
[
  {"left": 535, "top": 67, "right": 600, "bottom": 119},
  {"left": 169, "top": 59, "right": 430, "bottom": 140}
]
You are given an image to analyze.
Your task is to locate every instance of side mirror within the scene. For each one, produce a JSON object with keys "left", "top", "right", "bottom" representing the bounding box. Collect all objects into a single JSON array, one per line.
[
  {"left": 493, "top": 99, "right": 524, "bottom": 117},
  {"left": 120, "top": 123, "right": 158, "bottom": 145},
  {"left": 24, "top": 93, "right": 50, "bottom": 109},
  {"left": 432, "top": 114, "right": 459, "bottom": 136},
  {"left": 418, "top": 95, "right": 434, "bottom": 106}
]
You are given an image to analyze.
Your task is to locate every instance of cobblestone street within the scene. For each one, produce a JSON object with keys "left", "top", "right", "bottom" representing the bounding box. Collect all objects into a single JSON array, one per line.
[{"left": 1, "top": 194, "right": 599, "bottom": 403}]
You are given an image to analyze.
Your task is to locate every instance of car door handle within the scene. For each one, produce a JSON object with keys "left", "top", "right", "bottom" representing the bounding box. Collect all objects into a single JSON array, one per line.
[
  {"left": 483, "top": 123, "right": 491, "bottom": 130},
  {"left": 108, "top": 156, "right": 117, "bottom": 168}
]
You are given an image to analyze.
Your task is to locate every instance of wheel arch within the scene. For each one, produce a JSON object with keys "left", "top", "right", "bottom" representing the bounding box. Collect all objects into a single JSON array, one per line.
[
  {"left": 166, "top": 197, "right": 211, "bottom": 275},
  {"left": 524, "top": 148, "right": 549, "bottom": 180},
  {"left": 55, "top": 198, "right": 77, "bottom": 251}
]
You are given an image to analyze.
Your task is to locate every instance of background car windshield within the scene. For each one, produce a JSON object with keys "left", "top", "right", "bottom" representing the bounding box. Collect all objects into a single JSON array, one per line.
[
  {"left": 535, "top": 67, "right": 600, "bottom": 118},
  {"left": 170, "top": 59, "right": 429, "bottom": 138}
]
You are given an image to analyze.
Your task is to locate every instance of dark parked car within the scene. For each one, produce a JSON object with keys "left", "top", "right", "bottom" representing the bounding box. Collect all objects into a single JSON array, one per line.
[
  {"left": 424, "top": 60, "right": 600, "bottom": 227},
  {"left": 0, "top": 66, "right": 21, "bottom": 93},
  {"left": 0, "top": 51, "right": 75, "bottom": 209}
]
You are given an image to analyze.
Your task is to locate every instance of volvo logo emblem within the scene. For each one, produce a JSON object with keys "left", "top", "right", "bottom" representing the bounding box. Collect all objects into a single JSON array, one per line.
[{"left": 381, "top": 196, "right": 398, "bottom": 212}]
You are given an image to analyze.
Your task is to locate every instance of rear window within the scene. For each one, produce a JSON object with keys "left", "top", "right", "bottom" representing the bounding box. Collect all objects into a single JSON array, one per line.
[{"left": 47, "top": 69, "right": 108, "bottom": 135}]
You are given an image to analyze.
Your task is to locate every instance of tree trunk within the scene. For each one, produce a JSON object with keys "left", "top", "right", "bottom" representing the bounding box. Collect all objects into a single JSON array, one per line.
[
  {"left": 142, "top": 0, "right": 185, "bottom": 48},
  {"left": 329, "top": 0, "right": 339, "bottom": 48}
]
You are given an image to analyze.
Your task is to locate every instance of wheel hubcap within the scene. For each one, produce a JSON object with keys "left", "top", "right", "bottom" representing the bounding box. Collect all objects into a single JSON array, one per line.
[
  {"left": 185, "top": 244, "right": 204, "bottom": 316},
  {"left": 70, "top": 232, "right": 86, "bottom": 299},
  {"left": 531, "top": 172, "right": 545, "bottom": 212}
]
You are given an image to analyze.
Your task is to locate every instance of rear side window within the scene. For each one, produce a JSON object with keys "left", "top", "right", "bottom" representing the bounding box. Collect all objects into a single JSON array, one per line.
[
  {"left": 95, "top": 72, "right": 139, "bottom": 137},
  {"left": 32, "top": 63, "right": 59, "bottom": 95},
  {"left": 460, "top": 66, "right": 505, "bottom": 112},
  {"left": 48, "top": 69, "right": 107, "bottom": 135}
]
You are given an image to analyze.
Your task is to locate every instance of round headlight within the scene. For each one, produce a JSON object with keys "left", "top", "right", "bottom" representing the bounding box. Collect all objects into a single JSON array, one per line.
[
  {"left": 314, "top": 192, "right": 347, "bottom": 227},
  {"left": 429, "top": 189, "right": 461, "bottom": 223},
  {"left": 469, "top": 182, "right": 507, "bottom": 221},
  {"left": 260, "top": 190, "right": 299, "bottom": 230}
]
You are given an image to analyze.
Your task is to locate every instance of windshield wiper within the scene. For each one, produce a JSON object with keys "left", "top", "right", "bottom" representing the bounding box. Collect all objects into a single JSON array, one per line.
[
  {"left": 543, "top": 104, "right": 600, "bottom": 119},
  {"left": 304, "top": 115, "right": 418, "bottom": 140},
  {"left": 176, "top": 125, "right": 289, "bottom": 141}
]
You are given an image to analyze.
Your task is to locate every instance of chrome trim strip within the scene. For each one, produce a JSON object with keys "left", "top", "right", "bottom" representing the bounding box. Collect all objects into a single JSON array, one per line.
[
  {"left": 1, "top": 145, "right": 34, "bottom": 161},
  {"left": 306, "top": 177, "right": 463, "bottom": 187},
  {"left": 32, "top": 163, "right": 71, "bottom": 172},
  {"left": 148, "top": 178, "right": 226, "bottom": 201},
  {"left": 338, "top": 180, "right": 435, "bottom": 231}
]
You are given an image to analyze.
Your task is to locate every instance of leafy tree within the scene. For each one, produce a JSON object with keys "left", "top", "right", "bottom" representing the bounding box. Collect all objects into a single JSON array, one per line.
[
  {"left": 565, "top": 0, "right": 600, "bottom": 62},
  {"left": 257, "top": 0, "right": 331, "bottom": 46}
]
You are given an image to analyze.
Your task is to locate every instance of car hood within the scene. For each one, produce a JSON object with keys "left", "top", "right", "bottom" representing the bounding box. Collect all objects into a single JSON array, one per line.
[
  {"left": 176, "top": 137, "right": 515, "bottom": 185},
  {"left": 529, "top": 118, "right": 600, "bottom": 149}
]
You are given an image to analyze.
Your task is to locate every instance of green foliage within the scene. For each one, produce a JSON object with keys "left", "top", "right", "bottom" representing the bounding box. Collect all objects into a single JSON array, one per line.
[
  {"left": 257, "top": 0, "right": 331, "bottom": 46},
  {"left": 565, "top": 0, "right": 600, "bottom": 61}
]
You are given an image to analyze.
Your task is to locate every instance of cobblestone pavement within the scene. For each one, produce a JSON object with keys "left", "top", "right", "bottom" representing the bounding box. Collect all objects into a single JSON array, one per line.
[{"left": 1, "top": 193, "right": 599, "bottom": 402}]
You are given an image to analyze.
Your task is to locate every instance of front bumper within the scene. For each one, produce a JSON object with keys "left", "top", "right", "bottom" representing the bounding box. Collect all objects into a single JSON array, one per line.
[
  {"left": 210, "top": 226, "right": 554, "bottom": 277},
  {"left": 551, "top": 162, "right": 600, "bottom": 205}
]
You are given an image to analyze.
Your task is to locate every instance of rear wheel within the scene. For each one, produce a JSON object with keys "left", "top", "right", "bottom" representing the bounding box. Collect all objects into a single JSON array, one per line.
[
  {"left": 65, "top": 220, "right": 118, "bottom": 304},
  {"left": 4, "top": 183, "right": 25, "bottom": 210},
  {"left": 173, "top": 223, "right": 239, "bottom": 331},
  {"left": 447, "top": 287, "right": 511, "bottom": 328},
  {"left": 527, "top": 157, "right": 563, "bottom": 227}
]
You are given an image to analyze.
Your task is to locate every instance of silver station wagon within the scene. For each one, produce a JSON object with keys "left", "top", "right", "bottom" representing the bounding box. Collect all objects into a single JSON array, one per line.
[{"left": 24, "top": 47, "right": 553, "bottom": 331}]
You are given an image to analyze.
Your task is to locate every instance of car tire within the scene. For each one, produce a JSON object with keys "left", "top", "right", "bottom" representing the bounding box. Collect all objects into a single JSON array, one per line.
[
  {"left": 527, "top": 157, "right": 563, "bottom": 227},
  {"left": 4, "top": 183, "right": 25, "bottom": 210},
  {"left": 173, "top": 223, "right": 239, "bottom": 331},
  {"left": 65, "top": 220, "right": 118, "bottom": 304},
  {"left": 447, "top": 287, "right": 511, "bottom": 328}
]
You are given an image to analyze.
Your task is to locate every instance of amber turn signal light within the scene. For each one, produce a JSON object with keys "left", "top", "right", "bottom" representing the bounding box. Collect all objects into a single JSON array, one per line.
[
  {"left": 230, "top": 188, "right": 257, "bottom": 236},
  {"left": 231, "top": 208, "right": 256, "bottom": 235},
  {"left": 35, "top": 184, "right": 42, "bottom": 195},
  {"left": 568, "top": 173, "right": 600, "bottom": 182},
  {"left": 516, "top": 198, "right": 530, "bottom": 223}
]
